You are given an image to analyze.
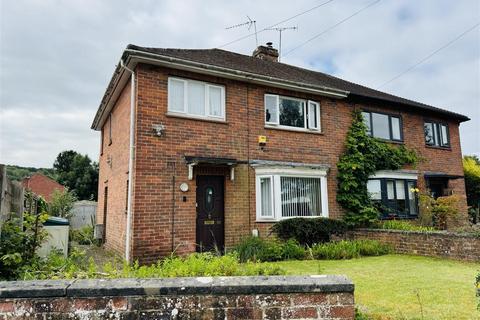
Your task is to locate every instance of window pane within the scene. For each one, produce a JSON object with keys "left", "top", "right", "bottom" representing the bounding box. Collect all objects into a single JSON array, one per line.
[
  {"left": 208, "top": 86, "right": 222, "bottom": 117},
  {"left": 265, "top": 95, "right": 278, "bottom": 123},
  {"left": 407, "top": 181, "right": 418, "bottom": 215},
  {"left": 395, "top": 180, "right": 406, "bottom": 212},
  {"left": 308, "top": 102, "right": 319, "bottom": 129},
  {"left": 187, "top": 82, "right": 205, "bottom": 115},
  {"left": 168, "top": 79, "right": 185, "bottom": 112},
  {"left": 387, "top": 181, "right": 395, "bottom": 200},
  {"left": 432, "top": 123, "right": 440, "bottom": 146},
  {"left": 424, "top": 122, "right": 435, "bottom": 145},
  {"left": 391, "top": 117, "right": 401, "bottom": 140},
  {"left": 372, "top": 113, "right": 390, "bottom": 139},
  {"left": 280, "top": 177, "right": 321, "bottom": 217},
  {"left": 279, "top": 97, "right": 305, "bottom": 128},
  {"left": 362, "top": 112, "right": 372, "bottom": 135},
  {"left": 441, "top": 124, "right": 449, "bottom": 146},
  {"left": 367, "top": 179, "right": 382, "bottom": 200},
  {"left": 260, "top": 177, "right": 273, "bottom": 217}
]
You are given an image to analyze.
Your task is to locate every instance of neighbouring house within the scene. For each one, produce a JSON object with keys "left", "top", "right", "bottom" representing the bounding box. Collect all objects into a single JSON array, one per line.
[
  {"left": 91, "top": 43, "right": 469, "bottom": 263},
  {"left": 22, "top": 173, "right": 64, "bottom": 203}
]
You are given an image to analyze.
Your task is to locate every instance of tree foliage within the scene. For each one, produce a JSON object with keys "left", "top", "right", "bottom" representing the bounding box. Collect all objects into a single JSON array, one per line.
[
  {"left": 48, "top": 189, "right": 78, "bottom": 218},
  {"left": 6, "top": 165, "right": 57, "bottom": 181},
  {"left": 464, "top": 156, "right": 480, "bottom": 207},
  {"left": 53, "top": 150, "right": 99, "bottom": 200},
  {"left": 337, "top": 109, "right": 419, "bottom": 227}
]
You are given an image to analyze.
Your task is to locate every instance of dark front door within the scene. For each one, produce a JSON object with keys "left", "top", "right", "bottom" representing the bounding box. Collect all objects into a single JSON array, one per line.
[{"left": 196, "top": 175, "right": 225, "bottom": 252}]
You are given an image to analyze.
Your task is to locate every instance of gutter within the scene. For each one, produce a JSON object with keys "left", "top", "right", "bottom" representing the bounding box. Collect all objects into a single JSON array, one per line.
[{"left": 119, "top": 59, "right": 135, "bottom": 264}]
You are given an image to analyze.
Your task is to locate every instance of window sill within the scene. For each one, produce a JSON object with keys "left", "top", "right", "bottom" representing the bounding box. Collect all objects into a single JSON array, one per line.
[
  {"left": 425, "top": 145, "right": 451, "bottom": 151},
  {"left": 264, "top": 125, "right": 323, "bottom": 135},
  {"left": 373, "top": 138, "right": 404, "bottom": 144},
  {"left": 166, "top": 112, "right": 228, "bottom": 124}
]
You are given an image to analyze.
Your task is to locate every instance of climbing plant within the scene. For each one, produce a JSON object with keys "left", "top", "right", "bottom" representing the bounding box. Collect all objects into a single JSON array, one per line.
[{"left": 337, "top": 109, "right": 419, "bottom": 227}]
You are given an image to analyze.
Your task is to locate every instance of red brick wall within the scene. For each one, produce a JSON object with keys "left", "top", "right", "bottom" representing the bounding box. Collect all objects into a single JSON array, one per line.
[
  {"left": 350, "top": 229, "right": 480, "bottom": 262},
  {"left": 96, "top": 63, "right": 468, "bottom": 262},
  {"left": 96, "top": 81, "right": 132, "bottom": 256},
  {"left": 22, "top": 174, "right": 64, "bottom": 202}
]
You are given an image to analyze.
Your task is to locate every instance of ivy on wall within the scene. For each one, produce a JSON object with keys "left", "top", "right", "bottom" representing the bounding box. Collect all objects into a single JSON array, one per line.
[{"left": 337, "top": 109, "right": 419, "bottom": 227}]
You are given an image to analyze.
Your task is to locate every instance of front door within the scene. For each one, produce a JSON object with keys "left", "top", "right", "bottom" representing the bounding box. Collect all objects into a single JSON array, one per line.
[{"left": 196, "top": 175, "right": 225, "bottom": 252}]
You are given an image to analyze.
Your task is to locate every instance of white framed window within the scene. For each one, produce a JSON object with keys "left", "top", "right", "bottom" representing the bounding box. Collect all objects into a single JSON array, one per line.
[
  {"left": 168, "top": 77, "right": 225, "bottom": 120},
  {"left": 255, "top": 167, "right": 328, "bottom": 221},
  {"left": 265, "top": 94, "right": 320, "bottom": 131}
]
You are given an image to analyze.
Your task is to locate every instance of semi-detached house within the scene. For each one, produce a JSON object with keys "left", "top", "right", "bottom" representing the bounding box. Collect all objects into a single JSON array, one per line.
[{"left": 91, "top": 43, "right": 469, "bottom": 263}]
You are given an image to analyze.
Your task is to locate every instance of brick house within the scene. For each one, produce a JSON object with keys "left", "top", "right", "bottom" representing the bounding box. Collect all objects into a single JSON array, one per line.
[
  {"left": 22, "top": 173, "right": 65, "bottom": 203},
  {"left": 91, "top": 43, "right": 469, "bottom": 263}
]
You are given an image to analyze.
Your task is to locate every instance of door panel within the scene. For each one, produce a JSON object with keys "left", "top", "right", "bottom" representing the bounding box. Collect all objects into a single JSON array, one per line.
[{"left": 196, "top": 175, "right": 225, "bottom": 252}]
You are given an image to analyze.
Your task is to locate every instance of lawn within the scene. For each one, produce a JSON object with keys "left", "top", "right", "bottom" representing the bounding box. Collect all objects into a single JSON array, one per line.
[{"left": 271, "top": 255, "right": 479, "bottom": 320}]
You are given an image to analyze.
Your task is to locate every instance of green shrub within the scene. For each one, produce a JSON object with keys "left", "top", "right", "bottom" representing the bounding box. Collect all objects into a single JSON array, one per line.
[
  {"left": 476, "top": 272, "right": 479, "bottom": 310},
  {"left": 21, "top": 251, "right": 285, "bottom": 280},
  {"left": 234, "top": 237, "right": 306, "bottom": 262},
  {"left": 272, "top": 218, "right": 347, "bottom": 246},
  {"left": 312, "top": 240, "right": 392, "bottom": 260},
  {"left": 0, "top": 212, "right": 48, "bottom": 280},
  {"left": 378, "top": 220, "right": 436, "bottom": 232},
  {"left": 69, "top": 225, "right": 95, "bottom": 245}
]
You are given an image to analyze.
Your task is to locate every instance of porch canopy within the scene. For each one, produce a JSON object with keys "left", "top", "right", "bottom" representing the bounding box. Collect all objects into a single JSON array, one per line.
[
  {"left": 184, "top": 156, "right": 239, "bottom": 180},
  {"left": 423, "top": 171, "right": 464, "bottom": 179}
]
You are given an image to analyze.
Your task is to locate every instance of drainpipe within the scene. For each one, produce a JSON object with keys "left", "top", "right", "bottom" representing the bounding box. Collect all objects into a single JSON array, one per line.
[{"left": 120, "top": 59, "right": 135, "bottom": 263}]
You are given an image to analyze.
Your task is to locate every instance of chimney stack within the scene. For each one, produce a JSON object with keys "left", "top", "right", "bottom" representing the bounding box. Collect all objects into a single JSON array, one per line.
[{"left": 252, "top": 42, "right": 279, "bottom": 62}]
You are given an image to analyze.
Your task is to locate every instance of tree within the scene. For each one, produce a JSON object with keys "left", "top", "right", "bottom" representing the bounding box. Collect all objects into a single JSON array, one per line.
[
  {"left": 48, "top": 189, "right": 78, "bottom": 218},
  {"left": 53, "top": 151, "right": 98, "bottom": 200},
  {"left": 463, "top": 155, "right": 480, "bottom": 223}
]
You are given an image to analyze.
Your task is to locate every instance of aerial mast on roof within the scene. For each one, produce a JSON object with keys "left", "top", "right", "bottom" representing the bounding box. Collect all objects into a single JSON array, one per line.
[
  {"left": 225, "top": 15, "right": 258, "bottom": 47},
  {"left": 266, "top": 26, "right": 297, "bottom": 62}
]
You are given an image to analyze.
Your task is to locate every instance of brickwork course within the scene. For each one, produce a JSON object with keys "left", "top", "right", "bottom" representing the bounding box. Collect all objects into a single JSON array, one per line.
[
  {"left": 92, "top": 44, "right": 470, "bottom": 262},
  {"left": 350, "top": 229, "right": 480, "bottom": 262},
  {"left": 21, "top": 173, "right": 64, "bottom": 203},
  {"left": 0, "top": 275, "right": 355, "bottom": 320}
]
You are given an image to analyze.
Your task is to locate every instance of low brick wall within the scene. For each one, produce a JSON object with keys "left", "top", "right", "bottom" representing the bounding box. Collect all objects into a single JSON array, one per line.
[
  {"left": 0, "top": 275, "right": 355, "bottom": 319},
  {"left": 350, "top": 229, "right": 480, "bottom": 262}
]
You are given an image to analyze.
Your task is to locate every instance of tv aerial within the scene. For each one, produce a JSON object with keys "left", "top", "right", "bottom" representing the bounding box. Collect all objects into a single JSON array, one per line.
[
  {"left": 225, "top": 15, "right": 258, "bottom": 46},
  {"left": 266, "top": 26, "right": 298, "bottom": 61}
]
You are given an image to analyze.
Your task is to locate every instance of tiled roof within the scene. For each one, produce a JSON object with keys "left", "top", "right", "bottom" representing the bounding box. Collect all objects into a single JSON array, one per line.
[{"left": 125, "top": 44, "right": 469, "bottom": 122}]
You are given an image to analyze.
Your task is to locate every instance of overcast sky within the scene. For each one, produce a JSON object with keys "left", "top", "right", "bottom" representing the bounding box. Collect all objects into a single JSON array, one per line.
[{"left": 1, "top": 0, "right": 479, "bottom": 168}]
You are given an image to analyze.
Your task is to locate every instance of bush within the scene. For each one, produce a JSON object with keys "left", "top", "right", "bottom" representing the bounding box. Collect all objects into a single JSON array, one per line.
[
  {"left": 70, "top": 225, "right": 95, "bottom": 245},
  {"left": 21, "top": 251, "right": 285, "bottom": 280},
  {"left": 312, "top": 240, "right": 392, "bottom": 260},
  {"left": 0, "top": 212, "right": 48, "bottom": 280},
  {"left": 419, "top": 194, "right": 460, "bottom": 230},
  {"left": 476, "top": 272, "right": 480, "bottom": 310},
  {"left": 234, "top": 237, "right": 306, "bottom": 262},
  {"left": 272, "top": 218, "right": 347, "bottom": 246},
  {"left": 378, "top": 220, "right": 436, "bottom": 232},
  {"left": 48, "top": 189, "right": 77, "bottom": 218}
]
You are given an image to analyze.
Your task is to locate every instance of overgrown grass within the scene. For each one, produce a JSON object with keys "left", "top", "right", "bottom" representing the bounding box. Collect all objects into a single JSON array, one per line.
[
  {"left": 272, "top": 255, "right": 479, "bottom": 319},
  {"left": 311, "top": 240, "right": 392, "bottom": 260},
  {"left": 377, "top": 220, "right": 436, "bottom": 232},
  {"left": 20, "top": 250, "right": 285, "bottom": 280}
]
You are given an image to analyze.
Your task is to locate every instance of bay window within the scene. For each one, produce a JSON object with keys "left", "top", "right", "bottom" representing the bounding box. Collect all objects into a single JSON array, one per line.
[
  {"left": 367, "top": 172, "right": 418, "bottom": 218},
  {"left": 265, "top": 94, "right": 320, "bottom": 131},
  {"left": 256, "top": 168, "right": 328, "bottom": 221},
  {"left": 168, "top": 77, "right": 225, "bottom": 120},
  {"left": 362, "top": 111, "right": 402, "bottom": 141},
  {"left": 424, "top": 121, "right": 449, "bottom": 147}
]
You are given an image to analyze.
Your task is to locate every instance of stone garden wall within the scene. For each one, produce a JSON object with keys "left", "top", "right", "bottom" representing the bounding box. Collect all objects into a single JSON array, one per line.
[
  {"left": 0, "top": 275, "right": 354, "bottom": 319},
  {"left": 350, "top": 229, "right": 480, "bottom": 262}
]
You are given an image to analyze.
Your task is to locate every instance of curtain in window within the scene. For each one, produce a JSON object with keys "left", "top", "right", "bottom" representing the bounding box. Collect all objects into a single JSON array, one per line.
[
  {"left": 260, "top": 177, "right": 273, "bottom": 217},
  {"left": 188, "top": 82, "right": 205, "bottom": 115},
  {"left": 209, "top": 86, "right": 222, "bottom": 117},
  {"left": 280, "top": 177, "right": 321, "bottom": 217},
  {"left": 169, "top": 79, "right": 185, "bottom": 112}
]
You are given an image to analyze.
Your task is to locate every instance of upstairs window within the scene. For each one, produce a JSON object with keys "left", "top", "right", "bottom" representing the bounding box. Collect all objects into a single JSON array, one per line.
[
  {"left": 424, "top": 121, "right": 449, "bottom": 147},
  {"left": 362, "top": 111, "right": 402, "bottom": 141},
  {"left": 265, "top": 94, "right": 320, "bottom": 131},
  {"left": 168, "top": 77, "right": 225, "bottom": 120}
]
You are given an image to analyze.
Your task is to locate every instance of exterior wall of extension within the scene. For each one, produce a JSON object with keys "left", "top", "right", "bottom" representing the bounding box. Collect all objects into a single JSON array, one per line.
[{"left": 97, "top": 63, "right": 467, "bottom": 262}]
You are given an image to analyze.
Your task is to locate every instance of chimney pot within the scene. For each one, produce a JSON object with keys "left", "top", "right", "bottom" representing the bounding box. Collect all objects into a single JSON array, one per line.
[{"left": 252, "top": 42, "right": 279, "bottom": 62}]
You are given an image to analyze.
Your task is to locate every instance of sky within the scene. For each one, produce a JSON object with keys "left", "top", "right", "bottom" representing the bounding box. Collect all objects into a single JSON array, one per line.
[{"left": 1, "top": 0, "right": 479, "bottom": 168}]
